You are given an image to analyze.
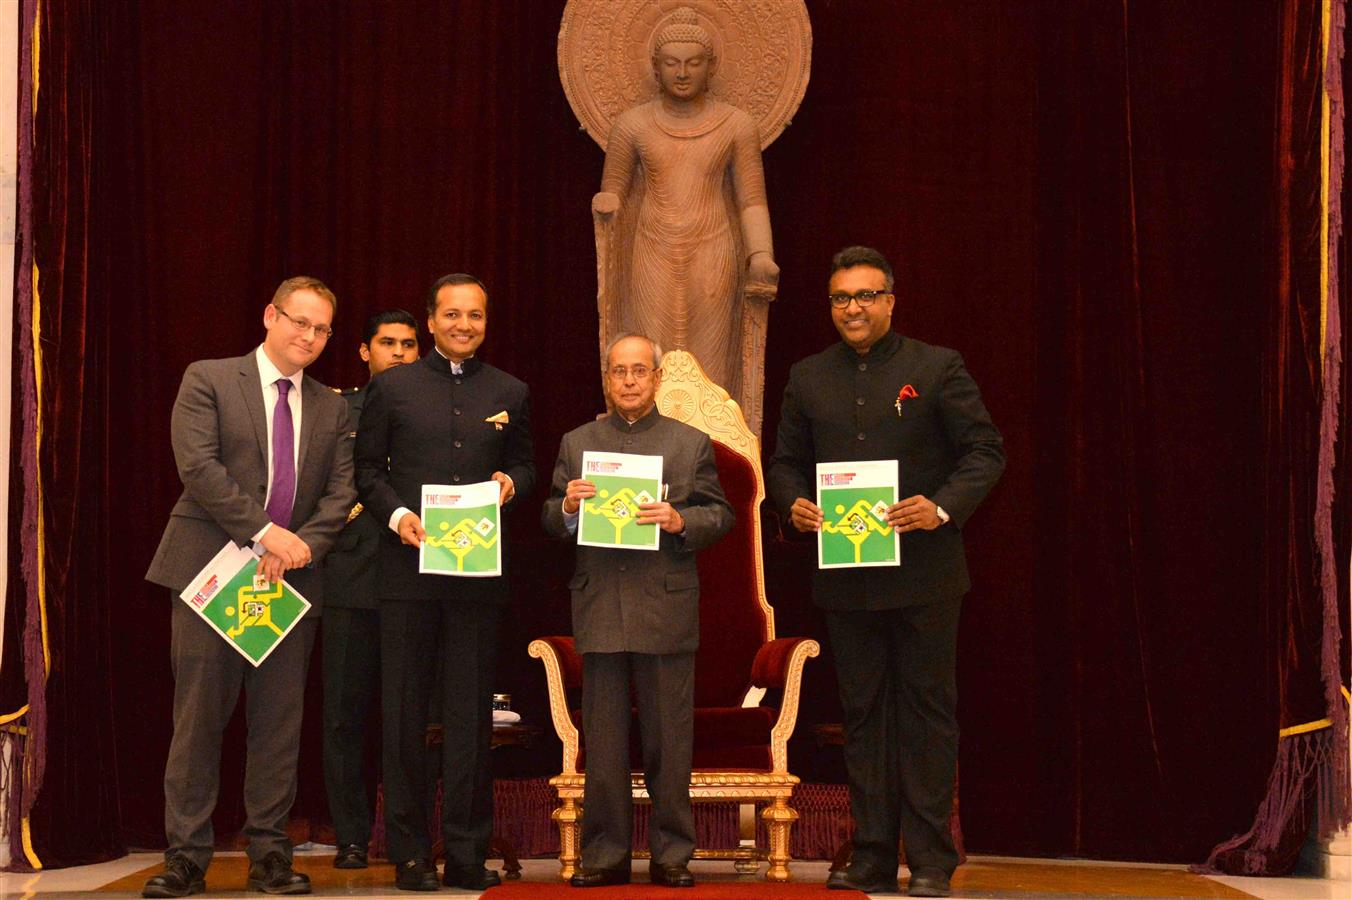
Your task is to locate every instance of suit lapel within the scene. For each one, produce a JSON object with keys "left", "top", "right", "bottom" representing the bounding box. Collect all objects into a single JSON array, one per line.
[
  {"left": 298, "top": 376, "right": 321, "bottom": 494},
  {"left": 237, "top": 353, "right": 269, "bottom": 468}
]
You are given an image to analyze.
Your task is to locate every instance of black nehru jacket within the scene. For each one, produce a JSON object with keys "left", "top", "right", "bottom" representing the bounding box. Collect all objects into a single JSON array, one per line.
[
  {"left": 354, "top": 351, "right": 535, "bottom": 601},
  {"left": 767, "top": 331, "right": 1005, "bottom": 610}
]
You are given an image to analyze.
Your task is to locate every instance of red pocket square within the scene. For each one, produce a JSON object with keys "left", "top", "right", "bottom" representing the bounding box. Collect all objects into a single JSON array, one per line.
[{"left": 895, "top": 385, "right": 918, "bottom": 415}]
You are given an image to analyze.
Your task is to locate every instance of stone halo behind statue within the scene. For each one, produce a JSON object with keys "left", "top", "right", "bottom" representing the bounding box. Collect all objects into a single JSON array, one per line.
[{"left": 558, "top": 1, "right": 811, "bottom": 154}]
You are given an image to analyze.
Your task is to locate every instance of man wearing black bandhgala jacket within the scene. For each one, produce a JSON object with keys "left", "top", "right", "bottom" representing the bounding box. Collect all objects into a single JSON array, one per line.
[
  {"left": 354, "top": 274, "right": 534, "bottom": 893},
  {"left": 768, "top": 246, "right": 1004, "bottom": 898}
]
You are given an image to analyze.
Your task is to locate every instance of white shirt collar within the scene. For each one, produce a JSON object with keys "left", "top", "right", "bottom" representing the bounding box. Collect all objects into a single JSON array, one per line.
[
  {"left": 434, "top": 344, "right": 472, "bottom": 374},
  {"left": 256, "top": 345, "right": 304, "bottom": 392}
]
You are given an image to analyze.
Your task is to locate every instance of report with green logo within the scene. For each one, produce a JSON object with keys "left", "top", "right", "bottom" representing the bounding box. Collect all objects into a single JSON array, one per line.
[
  {"left": 816, "top": 459, "right": 901, "bottom": 569},
  {"left": 179, "top": 542, "right": 313, "bottom": 666},
  {"left": 578, "top": 450, "right": 663, "bottom": 551},
  {"left": 419, "top": 480, "right": 502, "bottom": 576}
]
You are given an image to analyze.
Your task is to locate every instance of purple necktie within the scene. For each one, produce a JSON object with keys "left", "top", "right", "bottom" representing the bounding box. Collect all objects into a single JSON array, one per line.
[{"left": 266, "top": 378, "right": 296, "bottom": 529}]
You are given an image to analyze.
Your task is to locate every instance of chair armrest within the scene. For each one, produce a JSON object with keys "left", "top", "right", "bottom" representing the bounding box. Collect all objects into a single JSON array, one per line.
[
  {"left": 758, "top": 638, "right": 820, "bottom": 774},
  {"left": 528, "top": 637, "right": 582, "bottom": 774},
  {"left": 533, "top": 635, "right": 583, "bottom": 690},
  {"left": 751, "top": 637, "right": 813, "bottom": 689}
]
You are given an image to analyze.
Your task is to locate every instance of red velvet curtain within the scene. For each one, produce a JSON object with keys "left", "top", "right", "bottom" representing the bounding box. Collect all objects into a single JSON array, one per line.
[
  {"left": 4, "top": 0, "right": 1346, "bottom": 871},
  {"left": 1, "top": 0, "right": 43, "bottom": 866},
  {"left": 1200, "top": 0, "right": 1352, "bottom": 875},
  {"left": 2, "top": 0, "right": 126, "bottom": 868}
]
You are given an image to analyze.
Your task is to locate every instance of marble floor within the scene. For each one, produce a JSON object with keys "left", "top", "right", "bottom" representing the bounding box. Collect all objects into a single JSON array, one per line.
[{"left": 0, "top": 851, "right": 1346, "bottom": 899}]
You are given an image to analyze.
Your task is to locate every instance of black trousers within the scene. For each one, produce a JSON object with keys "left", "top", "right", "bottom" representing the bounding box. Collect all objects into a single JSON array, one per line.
[
  {"left": 380, "top": 596, "right": 501, "bottom": 867},
  {"left": 824, "top": 599, "right": 961, "bottom": 875},
  {"left": 580, "top": 651, "right": 695, "bottom": 869},
  {"left": 163, "top": 595, "right": 317, "bottom": 872},
  {"left": 322, "top": 605, "right": 380, "bottom": 848}
]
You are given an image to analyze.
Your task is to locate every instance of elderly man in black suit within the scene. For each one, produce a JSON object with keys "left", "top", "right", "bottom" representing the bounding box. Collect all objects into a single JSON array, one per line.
[
  {"left": 768, "top": 246, "right": 1005, "bottom": 898},
  {"left": 143, "top": 276, "right": 355, "bottom": 898},
  {"left": 542, "top": 334, "right": 734, "bottom": 889},
  {"left": 354, "top": 274, "right": 534, "bottom": 892},
  {"left": 322, "top": 309, "right": 420, "bottom": 871}
]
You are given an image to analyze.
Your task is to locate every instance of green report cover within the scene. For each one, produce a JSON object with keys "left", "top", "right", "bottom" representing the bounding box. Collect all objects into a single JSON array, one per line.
[
  {"left": 577, "top": 450, "right": 663, "bottom": 551},
  {"left": 816, "top": 459, "right": 901, "bottom": 569},
  {"left": 179, "top": 542, "right": 312, "bottom": 666},
  {"left": 419, "top": 480, "right": 502, "bottom": 576}
]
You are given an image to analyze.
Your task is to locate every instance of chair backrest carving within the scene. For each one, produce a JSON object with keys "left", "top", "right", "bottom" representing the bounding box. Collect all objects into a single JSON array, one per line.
[{"left": 656, "top": 350, "right": 774, "bottom": 707}]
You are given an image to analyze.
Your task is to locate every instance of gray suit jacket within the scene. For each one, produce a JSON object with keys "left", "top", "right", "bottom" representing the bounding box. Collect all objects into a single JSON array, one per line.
[
  {"left": 541, "top": 410, "right": 733, "bottom": 655},
  {"left": 146, "top": 352, "right": 356, "bottom": 609}
]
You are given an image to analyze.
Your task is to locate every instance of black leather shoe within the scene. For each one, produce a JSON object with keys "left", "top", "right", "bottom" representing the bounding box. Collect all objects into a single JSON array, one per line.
[
  {"left": 394, "top": 859, "right": 439, "bottom": 892},
  {"left": 649, "top": 862, "right": 695, "bottom": 887},
  {"left": 247, "top": 852, "right": 311, "bottom": 895},
  {"left": 142, "top": 856, "right": 205, "bottom": 898},
  {"left": 907, "top": 867, "right": 951, "bottom": 897},
  {"left": 570, "top": 866, "right": 631, "bottom": 887},
  {"left": 443, "top": 864, "right": 502, "bottom": 889},
  {"left": 826, "top": 862, "right": 900, "bottom": 893},
  {"left": 333, "top": 843, "right": 368, "bottom": 869}
]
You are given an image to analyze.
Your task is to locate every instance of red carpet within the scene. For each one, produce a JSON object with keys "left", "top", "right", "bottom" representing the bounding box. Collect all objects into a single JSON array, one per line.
[{"left": 489, "top": 882, "right": 860, "bottom": 898}]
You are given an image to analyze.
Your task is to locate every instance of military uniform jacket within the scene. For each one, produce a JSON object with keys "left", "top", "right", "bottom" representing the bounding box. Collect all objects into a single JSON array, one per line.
[
  {"left": 145, "top": 352, "right": 356, "bottom": 608},
  {"left": 542, "top": 410, "right": 734, "bottom": 655},
  {"left": 354, "top": 351, "right": 535, "bottom": 601},
  {"left": 322, "top": 385, "right": 382, "bottom": 610},
  {"left": 767, "top": 331, "right": 1005, "bottom": 610}
]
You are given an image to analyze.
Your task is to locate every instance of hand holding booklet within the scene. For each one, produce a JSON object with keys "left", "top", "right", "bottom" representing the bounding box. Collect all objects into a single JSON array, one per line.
[
  {"left": 577, "top": 450, "right": 664, "bottom": 551},
  {"left": 419, "top": 480, "right": 503, "bottom": 576},
  {"left": 816, "top": 460, "right": 901, "bottom": 569},
  {"left": 179, "top": 542, "right": 312, "bottom": 666}
]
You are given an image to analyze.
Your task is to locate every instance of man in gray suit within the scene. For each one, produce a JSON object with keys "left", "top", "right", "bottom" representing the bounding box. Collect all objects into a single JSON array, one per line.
[
  {"left": 142, "top": 277, "right": 356, "bottom": 898},
  {"left": 542, "top": 334, "right": 734, "bottom": 889}
]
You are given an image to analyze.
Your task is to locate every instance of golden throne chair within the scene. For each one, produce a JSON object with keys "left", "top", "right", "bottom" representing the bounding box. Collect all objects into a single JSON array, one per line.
[{"left": 529, "top": 350, "right": 820, "bottom": 882}]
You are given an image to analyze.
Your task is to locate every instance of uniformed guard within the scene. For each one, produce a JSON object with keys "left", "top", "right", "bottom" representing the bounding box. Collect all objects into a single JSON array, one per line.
[{"left": 322, "top": 309, "right": 420, "bottom": 870}]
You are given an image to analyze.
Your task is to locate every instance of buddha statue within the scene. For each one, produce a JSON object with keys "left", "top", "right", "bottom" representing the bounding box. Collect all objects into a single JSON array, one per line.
[{"left": 592, "top": 6, "right": 779, "bottom": 429}]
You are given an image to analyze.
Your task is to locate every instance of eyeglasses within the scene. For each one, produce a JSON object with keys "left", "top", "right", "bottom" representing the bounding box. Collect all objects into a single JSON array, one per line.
[
  {"left": 607, "top": 365, "right": 656, "bottom": 382},
  {"left": 273, "top": 304, "right": 334, "bottom": 339},
  {"left": 828, "top": 290, "right": 892, "bottom": 308}
]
